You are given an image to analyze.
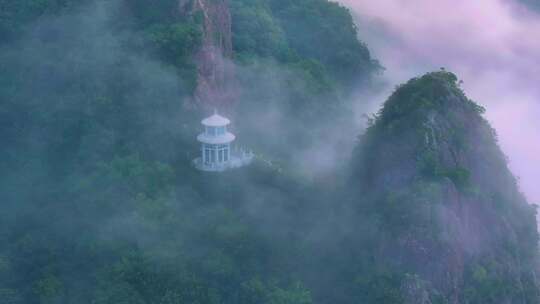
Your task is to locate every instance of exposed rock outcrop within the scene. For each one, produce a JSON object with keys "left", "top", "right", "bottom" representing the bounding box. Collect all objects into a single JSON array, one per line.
[{"left": 180, "top": 0, "right": 236, "bottom": 107}]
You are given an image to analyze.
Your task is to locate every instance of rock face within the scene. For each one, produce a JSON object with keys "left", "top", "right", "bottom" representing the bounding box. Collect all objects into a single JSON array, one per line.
[
  {"left": 180, "top": 0, "right": 236, "bottom": 107},
  {"left": 352, "top": 71, "right": 540, "bottom": 303}
]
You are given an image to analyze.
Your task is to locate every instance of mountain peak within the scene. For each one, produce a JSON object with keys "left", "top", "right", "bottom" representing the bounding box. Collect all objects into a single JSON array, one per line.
[
  {"left": 377, "top": 71, "right": 481, "bottom": 129},
  {"left": 351, "top": 71, "right": 539, "bottom": 303}
]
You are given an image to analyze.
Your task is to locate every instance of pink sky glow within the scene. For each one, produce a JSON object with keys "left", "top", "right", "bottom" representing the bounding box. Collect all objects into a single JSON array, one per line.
[{"left": 337, "top": 0, "right": 540, "bottom": 203}]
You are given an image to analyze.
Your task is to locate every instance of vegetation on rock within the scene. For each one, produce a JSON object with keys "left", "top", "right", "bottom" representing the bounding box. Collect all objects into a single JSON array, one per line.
[
  {"left": 0, "top": 0, "right": 537, "bottom": 303},
  {"left": 352, "top": 71, "right": 539, "bottom": 303}
]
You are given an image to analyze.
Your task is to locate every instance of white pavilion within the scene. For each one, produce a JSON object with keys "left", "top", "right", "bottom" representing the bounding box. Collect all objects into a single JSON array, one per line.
[{"left": 193, "top": 110, "right": 253, "bottom": 172}]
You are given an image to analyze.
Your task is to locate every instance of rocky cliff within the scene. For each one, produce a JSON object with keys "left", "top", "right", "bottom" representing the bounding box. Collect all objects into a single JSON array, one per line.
[
  {"left": 180, "top": 0, "right": 235, "bottom": 106},
  {"left": 352, "top": 71, "right": 540, "bottom": 303}
]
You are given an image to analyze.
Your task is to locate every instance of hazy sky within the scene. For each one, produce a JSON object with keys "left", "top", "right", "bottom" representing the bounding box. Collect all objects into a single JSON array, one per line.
[{"left": 337, "top": 0, "right": 540, "bottom": 203}]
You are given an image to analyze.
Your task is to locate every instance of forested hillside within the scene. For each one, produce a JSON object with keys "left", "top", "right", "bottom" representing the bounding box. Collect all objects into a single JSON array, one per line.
[
  {"left": 0, "top": 0, "right": 378, "bottom": 303},
  {"left": 0, "top": 1, "right": 537, "bottom": 304}
]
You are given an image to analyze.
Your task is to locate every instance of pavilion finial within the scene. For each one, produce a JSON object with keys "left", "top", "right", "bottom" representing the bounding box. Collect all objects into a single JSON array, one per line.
[{"left": 214, "top": 108, "right": 218, "bottom": 115}]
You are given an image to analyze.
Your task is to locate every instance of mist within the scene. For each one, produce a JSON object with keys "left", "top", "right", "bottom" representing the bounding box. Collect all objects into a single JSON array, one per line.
[
  {"left": 0, "top": 1, "right": 371, "bottom": 302},
  {"left": 336, "top": 0, "right": 540, "bottom": 203},
  {"left": 1, "top": 0, "right": 539, "bottom": 303}
]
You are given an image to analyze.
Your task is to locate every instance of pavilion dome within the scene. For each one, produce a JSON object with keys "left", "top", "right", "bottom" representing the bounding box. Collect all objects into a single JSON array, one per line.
[{"left": 201, "top": 113, "right": 230, "bottom": 127}]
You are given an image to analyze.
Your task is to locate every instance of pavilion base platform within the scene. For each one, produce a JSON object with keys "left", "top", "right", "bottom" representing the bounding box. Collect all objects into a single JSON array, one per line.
[{"left": 193, "top": 152, "right": 254, "bottom": 172}]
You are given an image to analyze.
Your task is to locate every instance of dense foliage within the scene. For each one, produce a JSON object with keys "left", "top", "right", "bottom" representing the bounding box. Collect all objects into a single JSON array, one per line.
[
  {"left": 229, "top": 0, "right": 382, "bottom": 167},
  {"left": 0, "top": 0, "right": 377, "bottom": 303},
  {"left": 231, "top": 0, "right": 380, "bottom": 88},
  {"left": 352, "top": 71, "right": 540, "bottom": 303},
  {"left": 0, "top": 1, "right": 537, "bottom": 304}
]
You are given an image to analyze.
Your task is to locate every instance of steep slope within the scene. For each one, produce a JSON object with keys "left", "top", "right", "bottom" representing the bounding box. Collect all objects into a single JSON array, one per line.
[
  {"left": 0, "top": 1, "right": 378, "bottom": 303},
  {"left": 231, "top": 0, "right": 380, "bottom": 90},
  {"left": 180, "top": 0, "right": 236, "bottom": 106},
  {"left": 229, "top": 0, "right": 381, "bottom": 171},
  {"left": 352, "top": 71, "right": 540, "bottom": 303}
]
